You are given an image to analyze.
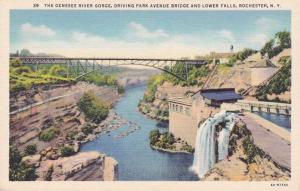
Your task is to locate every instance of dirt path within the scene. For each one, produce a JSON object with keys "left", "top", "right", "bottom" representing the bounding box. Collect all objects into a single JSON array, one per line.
[{"left": 240, "top": 114, "right": 291, "bottom": 170}]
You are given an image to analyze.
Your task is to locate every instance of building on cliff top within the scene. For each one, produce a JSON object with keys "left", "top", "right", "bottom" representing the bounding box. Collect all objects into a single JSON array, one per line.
[{"left": 168, "top": 88, "right": 243, "bottom": 146}]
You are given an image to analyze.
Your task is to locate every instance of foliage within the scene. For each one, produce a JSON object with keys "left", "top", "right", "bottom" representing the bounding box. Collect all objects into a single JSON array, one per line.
[
  {"left": 149, "top": 129, "right": 160, "bottom": 145},
  {"left": 77, "top": 91, "right": 110, "bottom": 124},
  {"left": 143, "top": 75, "right": 165, "bottom": 103},
  {"left": 181, "top": 143, "right": 195, "bottom": 153},
  {"left": 80, "top": 72, "right": 124, "bottom": 94},
  {"left": 237, "top": 88, "right": 245, "bottom": 94},
  {"left": 80, "top": 73, "right": 118, "bottom": 86},
  {"left": 49, "top": 65, "right": 68, "bottom": 77},
  {"left": 12, "top": 66, "right": 33, "bottom": 75},
  {"left": 24, "top": 144, "right": 37, "bottom": 156},
  {"left": 236, "top": 48, "right": 257, "bottom": 61},
  {"left": 81, "top": 124, "right": 97, "bottom": 135},
  {"left": 44, "top": 165, "right": 54, "bottom": 181},
  {"left": 242, "top": 137, "right": 258, "bottom": 164},
  {"left": 225, "top": 48, "right": 257, "bottom": 66},
  {"left": 20, "top": 49, "right": 32, "bottom": 56},
  {"left": 66, "top": 131, "right": 77, "bottom": 140},
  {"left": 261, "top": 31, "right": 291, "bottom": 58},
  {"left": 256, "top": 59, "right": 291, "bottom": 98},
  {"left": 9, "top": 60, "right": 73, "bottom": 95},
  {"left": 149, "top": 130, "right": 177, "bottom": 150},
  {"left": 218, "top": 63, "right": 232, "bottom": 74},
  {"left": 161, "top": 132, "right": 175, "bottom": 145},
  {"left": 39, "top": 127, "right": 60, "bottom": 142},
  {"left": 163, "top": 62, "right": 210, "bottom": 86},
  {"left": 9, "top": 146, "right": 37, "bottom": 181},
  {"left": 10, "top": 58, "right": 23, "bottom": 67},
  {"left": 60, "top": 146, "right": 75, "bottom": 157}
]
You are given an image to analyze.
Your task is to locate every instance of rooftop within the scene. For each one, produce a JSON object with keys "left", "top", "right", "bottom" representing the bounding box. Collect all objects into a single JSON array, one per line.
[{"left": 199, "top": 88, "right": 243, "bottom": 101}]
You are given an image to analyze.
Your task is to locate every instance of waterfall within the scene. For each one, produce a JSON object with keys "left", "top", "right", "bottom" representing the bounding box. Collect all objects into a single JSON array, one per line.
[{"left": 192, "top": 111, "right": 236, "bottom": 178}]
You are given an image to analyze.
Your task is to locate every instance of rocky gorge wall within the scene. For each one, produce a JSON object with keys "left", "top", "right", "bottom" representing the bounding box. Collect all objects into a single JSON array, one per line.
[{"left": 9, "top": 82, "right": 121, "bottom": 181}]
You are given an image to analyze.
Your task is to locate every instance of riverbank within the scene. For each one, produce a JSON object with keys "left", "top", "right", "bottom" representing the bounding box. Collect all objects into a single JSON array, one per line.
[
  {"left": 9, "top": 81, "right": 123, "bottom": 181},
  {"left": 81, "top": 85, "right": 199, "bottom": 180}
]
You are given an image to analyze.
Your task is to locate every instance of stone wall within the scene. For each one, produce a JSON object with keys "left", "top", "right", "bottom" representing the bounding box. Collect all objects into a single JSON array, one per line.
[
  {"left": 169, "top": 110, "right": 198, "bottom": 146},
  {"left": 169, "top": 97, "right": 217, "bottom": 147}
]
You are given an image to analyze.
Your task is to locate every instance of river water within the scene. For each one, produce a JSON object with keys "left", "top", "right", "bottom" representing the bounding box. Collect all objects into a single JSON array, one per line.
[
  {"left": 81, "top": 85, "right": 199, "bottom": 181},
  {"left": 254, "top": 111, "right": 291, "bottom": 132}
]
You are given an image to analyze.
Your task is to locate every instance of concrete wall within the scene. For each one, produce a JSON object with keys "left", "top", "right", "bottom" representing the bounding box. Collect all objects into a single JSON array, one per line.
[
  {"left": 169, "top": 98, "right": 217, "bottom": 147},
  {"left": 169, "top": 110, "right": 198, "bottom": 146},
  {"left": 251, "top": 67, "right": 277, "bottom": 86}
]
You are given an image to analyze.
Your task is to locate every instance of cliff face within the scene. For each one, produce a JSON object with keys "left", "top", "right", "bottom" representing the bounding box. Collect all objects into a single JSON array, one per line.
[
  {"left": 26, "top": 151, "right": 118, "bottom": 181},
  {"left": 203, "top": 119, "right": 290, "bottom": 181},
  {"left": 10, "top": 82, "right": 120, "bottom": 153}
]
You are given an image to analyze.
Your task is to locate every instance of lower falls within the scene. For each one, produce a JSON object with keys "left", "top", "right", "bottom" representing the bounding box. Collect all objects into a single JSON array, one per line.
[{"left": 192, "top": 111, "right": 237, "bottom": 178}]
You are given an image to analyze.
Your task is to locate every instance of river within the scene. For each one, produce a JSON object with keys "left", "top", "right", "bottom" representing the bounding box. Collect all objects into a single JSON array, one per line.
[
  {"left": 254, "top": 111, "right": 291, "bottom": 132},
  {"left": 81, "top": 85, "right": 199, "bottom": 181}
]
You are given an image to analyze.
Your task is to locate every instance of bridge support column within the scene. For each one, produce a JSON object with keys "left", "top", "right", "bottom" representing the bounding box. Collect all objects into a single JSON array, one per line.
[
  {"left": 267, "top": 108, "right": 270, "bottom": 113},
  {"left": 276, "top": 108, "right": 280, "bottom": 114}
]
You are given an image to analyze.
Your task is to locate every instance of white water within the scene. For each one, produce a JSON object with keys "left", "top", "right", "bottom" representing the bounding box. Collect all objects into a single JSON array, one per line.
[{"left": 192, "top": 111, "right": 237, "bottom": 178}]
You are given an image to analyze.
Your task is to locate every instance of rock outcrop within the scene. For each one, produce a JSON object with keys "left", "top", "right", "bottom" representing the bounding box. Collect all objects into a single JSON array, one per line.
[
  {"left": 34, "top": 151, "right": 118, "bottom": 181},
  {"left": 203, "top": 119, "right": 290, "bottom": 181}
]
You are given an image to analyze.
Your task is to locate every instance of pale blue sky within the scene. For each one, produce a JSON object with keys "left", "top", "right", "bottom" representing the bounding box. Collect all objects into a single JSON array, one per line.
[{"left": 10, "top": 10, "right": 290, "bottom": 58}]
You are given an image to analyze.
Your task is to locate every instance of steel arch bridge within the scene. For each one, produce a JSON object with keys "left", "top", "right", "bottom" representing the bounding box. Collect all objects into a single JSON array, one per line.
[{"left": 10, "top": 57, "right": 212, "bottom": 81}]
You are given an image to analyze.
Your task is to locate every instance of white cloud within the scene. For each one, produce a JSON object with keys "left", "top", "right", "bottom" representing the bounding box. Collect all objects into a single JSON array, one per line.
[
  {"left": 128, "top": 22, "right": 168, "bottom": 39},
  {"left": 255, "top": 17, "right": 279, "bottom": 31},
  {"left": 72, "top": 31, "right": 106, "bottom": 45},
  {"left": 13, "top": 22, "right": 256, "bottom": 58},
  {"left": 20, "top": 23, "right": 56, "bottom": 37},
  {"left": 217, "top": 29, "right": 234, "bottom": 41}
]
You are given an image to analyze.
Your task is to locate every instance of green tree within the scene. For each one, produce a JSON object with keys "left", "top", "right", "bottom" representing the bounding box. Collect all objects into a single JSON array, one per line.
[
  {"left": 77, "top": 91, "right": 109, "bottom": 124},
  {"left": 149, "top": 129, "right": 160, "bottom": 145},
  {"left": 9, "top": 146, "right": 37, "bottom": 181},
  {"left": 24, "top": 144, "right": 37, "bottom": 155},
  {"left": 49, "top": 65, "right": 68, "bottom": 77},
  {"left": 60, "top": 146, "right": 75, "bottom": 157},
  {"left": 20, "top": 49, "right": 31, "bottom": 57}
]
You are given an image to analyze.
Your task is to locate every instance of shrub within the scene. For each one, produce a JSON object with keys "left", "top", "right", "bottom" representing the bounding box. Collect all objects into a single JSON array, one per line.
[
  {"left": 77, "top": 91, "right": 109, "bottom": 124},
  {"left": 49, "top": 65, "right": 67, "bottom": 77},
  {"left": 39, "top": 127, "right": 60, "bottom": 142},
  {"left": 242, "top": 137, "right": 257, "bottom": 164},
  {"left": 66, "top": 131, "right": 77, "bottom": 140},
  {"left": 261, "top": 31, "right": 291, "bottom": 58},
  {"left": 10, "top": 58, "right": 23, "bottom": 67},
  {"left": 149, "top": 129, "right": 160, "bottom": 145},
  {"left": 9, "top": 146, "right": 37, "bottom": 181},
  {"left": 60, "top": 146, "right": 75, "bottom": 157},
  {"left": 24, "top": 144, "right": 37, "bottom": 155},
  {"left": 44, "top": 165, "right": 53, "bottom": 181},
  {"left": 161, "top": 132, "right": 175, "bottom": 145},
  {"left": 81, "top": 124, "right": 97, "bottom": 135},
  {"left": 181, "top": 144, "right": 195, "bottom": 153},
  {"left": 12, "top": 66, "right": 33, "bottom": 75},
  {"left": 238, "top": 88, "right": 245, "bottom": 94}
]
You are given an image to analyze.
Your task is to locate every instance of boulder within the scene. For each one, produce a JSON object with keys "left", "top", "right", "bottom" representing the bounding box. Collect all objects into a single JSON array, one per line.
[
  {"left": 22, "top": 154, "right": 41, "bottom": 167},
  {"left": 36, "top": 151, "right": 118, "bottom": 181}
]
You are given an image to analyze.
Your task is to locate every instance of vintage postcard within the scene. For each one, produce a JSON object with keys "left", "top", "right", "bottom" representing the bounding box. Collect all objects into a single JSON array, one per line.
[{"left": 0, "top": 0, "right": 299, "bottom": 191}]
